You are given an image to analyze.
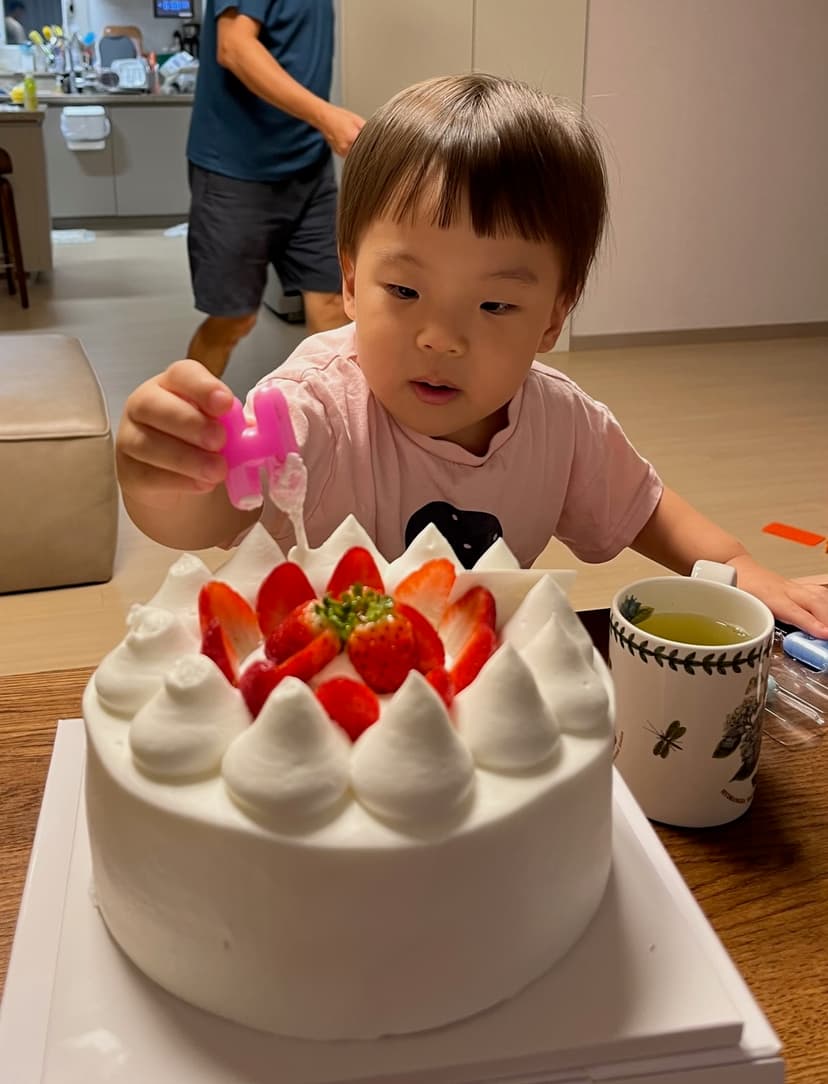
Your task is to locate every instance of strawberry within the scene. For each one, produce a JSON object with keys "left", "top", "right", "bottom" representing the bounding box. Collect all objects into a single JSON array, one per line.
[
  {"left": 396, "top": 602, "right": 445, "bottom": 673},
  {"left": 345, "top": 596, "right": 417, "bottom": 694},
  {"left": 450, "top": 624, "right": 497, "bottom": 693},
  {"left": 425, "top": 666, "right": 454, "bottom": 708},
  {"left": 326, "top": 547, "right": 384, "bottom": 599},
  {"left": 201, "top": 618, "right": 240, "bottom": 685},
  {"left": 256, "top": 561, "right": 316, "bottom": 637},
  {"left": 239, "top": 629, "right": 340, "bottom": 717},
  {"left": 316, "top": 678, "right": 380, "bottom": 741},
  {"left": 393, "top": 558, "right": 456, "bottom": 629},
  {"left": 265, "top": 599, "right": 332, "bottom": 663},
  {"left": 199, "top": 581, "right": 261, "bottom": 666},
  {"left": 439, "top": 586, "right": 496, "bottom": 659}
]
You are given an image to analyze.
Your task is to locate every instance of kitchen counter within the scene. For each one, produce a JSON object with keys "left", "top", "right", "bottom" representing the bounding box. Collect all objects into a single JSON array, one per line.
[
  {"left": 0, "top": 105, "right": 47, "bottom": 122},
  {"left": 37, "top": 92, "right": 194, "bottom": 106}
]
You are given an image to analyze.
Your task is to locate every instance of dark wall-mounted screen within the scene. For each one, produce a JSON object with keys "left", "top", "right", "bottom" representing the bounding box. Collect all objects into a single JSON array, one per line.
[{"left": 154, "top": 0, "right": 194, "bottom": 17}]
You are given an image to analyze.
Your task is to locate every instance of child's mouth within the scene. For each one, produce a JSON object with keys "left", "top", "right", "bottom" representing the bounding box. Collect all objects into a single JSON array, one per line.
[{"left": 411, "top": 380, "right": 460, "bottom": 405}]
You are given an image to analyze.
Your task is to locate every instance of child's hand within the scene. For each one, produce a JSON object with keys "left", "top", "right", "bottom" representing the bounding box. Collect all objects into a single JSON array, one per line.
[
  {"left": 729, "top": 556, "right": 828, "bottom": 639},
  {"left": 117, "top": 360, "right": 235, "bottom": 512}
]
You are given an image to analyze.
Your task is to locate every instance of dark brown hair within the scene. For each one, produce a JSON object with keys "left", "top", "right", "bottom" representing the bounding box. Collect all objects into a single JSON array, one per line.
[{"left": 338, "top": 73, "right": 608, "bottom": 305}]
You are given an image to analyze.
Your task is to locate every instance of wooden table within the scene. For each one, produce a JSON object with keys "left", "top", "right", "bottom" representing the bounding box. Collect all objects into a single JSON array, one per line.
[{"left": 1, "top": 663, "right": 826, "bottom": 1081}]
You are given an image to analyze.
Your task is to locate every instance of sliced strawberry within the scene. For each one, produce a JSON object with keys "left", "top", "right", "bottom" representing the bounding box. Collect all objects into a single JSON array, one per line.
[
  {"left": 256, "top": 561, "right": 316, "bottom": 637},
  {"left": 425, "top": 666, "right": 454, "bottom": 708},
  {"left": 396, "top": 601, "right": 445, "bottom": 673},
  {"left": 326, "top": 547, "right": 384, "bottom": 599},
  {"left": 239, "top": 629, "right": 340, "bottom": 717},
  {"left": 450, "top": 624, "right": 497, "bottom": 694},
  {"left": 316, "top": 677, "right": 380, "bottom": 741},
  {"left": 199, "top": 581, "right": 261, "bottom": 663},
  {"left": 239, "top": 659, "right": 282, "bottom": 717},
  {"left": 201, "top": 618, "right": 239, "bottom": 685},
  {"left": 439, "top": 586, "right": 497, "bottom": 659},
  {"left": 347, "top": 607, "right": 417, "bottom": 694},
  {"left": 393, "top": 558, "right": 456, "bottom": 629},
  {"left": 265, "top": 599, "right": 332, "bottom": 663}
]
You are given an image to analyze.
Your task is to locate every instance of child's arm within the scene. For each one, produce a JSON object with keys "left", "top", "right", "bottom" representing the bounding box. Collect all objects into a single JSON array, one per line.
[
  {"left": 631, "top": 487, "right": 828, "bottom": 638},
  {"left": 116, "top": 360, "right": 260, "bottom": 550}
]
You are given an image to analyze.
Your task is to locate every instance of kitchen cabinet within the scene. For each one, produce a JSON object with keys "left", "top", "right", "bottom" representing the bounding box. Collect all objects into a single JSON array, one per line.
[
  {"left": 110, "top": 105, "right": 191, "bottom": 216},
  {"left": 41, "top": 98, "right": 193, "bottom": 220},
  {"left": 0, "top": 106, "right": 53, "bottom": 273},
  {"left": 43, "top": 105, "right": 117, "bottom": 218}
]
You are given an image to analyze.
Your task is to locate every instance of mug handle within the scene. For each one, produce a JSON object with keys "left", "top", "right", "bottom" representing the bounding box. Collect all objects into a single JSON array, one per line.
[{"left": 691, "top": 559, "right": 737, "bottom": 587}]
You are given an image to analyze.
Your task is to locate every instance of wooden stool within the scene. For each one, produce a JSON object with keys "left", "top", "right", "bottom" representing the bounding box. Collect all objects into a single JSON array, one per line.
[{"left": 0, "top": 147, "right": 29, "bottom": 310}]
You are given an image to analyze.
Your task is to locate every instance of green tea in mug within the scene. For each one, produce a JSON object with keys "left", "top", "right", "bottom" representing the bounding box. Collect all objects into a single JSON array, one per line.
[{"left": 635, "top": 611, "right": 751, "bottom": 646}]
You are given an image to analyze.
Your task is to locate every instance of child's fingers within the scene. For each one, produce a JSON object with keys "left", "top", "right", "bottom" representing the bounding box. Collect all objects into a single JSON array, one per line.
[
  {"left": 127, "top": 378, "right": 228, "bottom": 453},
  {"left": 120, "top": 422, "right": 227, "bottom": 485},
  {"left": 161, "top": 359, "right": 235, "bottom": 419}
]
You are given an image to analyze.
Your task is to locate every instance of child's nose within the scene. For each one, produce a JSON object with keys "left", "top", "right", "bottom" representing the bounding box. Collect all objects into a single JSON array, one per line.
[{"left": 415, "top": 321, "right": 466, "bottom": 358}]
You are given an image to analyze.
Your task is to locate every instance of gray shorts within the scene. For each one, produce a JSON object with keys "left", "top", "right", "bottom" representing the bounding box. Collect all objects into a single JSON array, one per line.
[{"left": 187, "top": 155, "right": 341, "bottom": 318}]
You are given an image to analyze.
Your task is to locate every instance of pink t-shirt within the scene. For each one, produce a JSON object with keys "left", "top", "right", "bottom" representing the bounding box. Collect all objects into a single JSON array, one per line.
[{"left": 251, "top": 324, "right": 662, "bottom": 568}]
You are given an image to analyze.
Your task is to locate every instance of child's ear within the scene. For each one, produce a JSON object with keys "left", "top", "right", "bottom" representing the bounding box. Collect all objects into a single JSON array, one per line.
[
  {"left": 537, "top": 293, "right": 572, "bottom": 352},
  {"left": 340, "top": 250, "right": 357, "bottom": 321}
]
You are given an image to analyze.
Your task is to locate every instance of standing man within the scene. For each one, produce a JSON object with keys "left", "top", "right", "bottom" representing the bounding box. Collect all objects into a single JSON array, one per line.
[{"left": 186, "top": 0, "right": 364, "bottom": 377}]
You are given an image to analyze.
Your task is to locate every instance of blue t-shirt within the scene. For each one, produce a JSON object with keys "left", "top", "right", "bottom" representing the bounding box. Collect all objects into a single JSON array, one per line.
[{"left": 187, "top": 0, "right": 334, "bottom": 182}]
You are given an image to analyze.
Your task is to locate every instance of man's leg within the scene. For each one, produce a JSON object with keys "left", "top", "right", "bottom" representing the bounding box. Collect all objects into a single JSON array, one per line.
[
  {"left": 302, "top": 290, "right": 348, "bottom": 336},
  {"left": 187, "top": 313, "right": 257, "bottom": 378},
  {"left": 187, "top": 164, "right": 273, "bottom": 378}
]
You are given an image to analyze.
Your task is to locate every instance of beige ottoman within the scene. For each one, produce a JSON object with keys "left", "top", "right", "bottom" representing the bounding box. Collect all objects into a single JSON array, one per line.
[{"left": 0, "top": 334, "right": 118, "bottom": 594}]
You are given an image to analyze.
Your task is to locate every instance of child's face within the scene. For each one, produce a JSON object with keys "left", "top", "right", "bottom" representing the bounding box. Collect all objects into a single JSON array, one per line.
[{"left": 341, "top": 206, "right": 568, "bottom": 455}]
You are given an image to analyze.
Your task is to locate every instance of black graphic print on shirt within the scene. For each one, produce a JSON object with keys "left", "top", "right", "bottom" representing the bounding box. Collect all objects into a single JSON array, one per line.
[{"left": 405, "top": 502, "right": 504, "bottom": 570}]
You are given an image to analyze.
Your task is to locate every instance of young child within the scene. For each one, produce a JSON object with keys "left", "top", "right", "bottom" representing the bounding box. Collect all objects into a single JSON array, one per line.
[{"left": 117, "top": 73, "right": 828, "bottom": 637}]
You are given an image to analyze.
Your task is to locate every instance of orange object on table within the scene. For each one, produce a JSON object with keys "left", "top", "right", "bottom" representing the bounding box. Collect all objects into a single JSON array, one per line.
[{"left": 762, "top": 522, "right": 826, "bottom": 547}]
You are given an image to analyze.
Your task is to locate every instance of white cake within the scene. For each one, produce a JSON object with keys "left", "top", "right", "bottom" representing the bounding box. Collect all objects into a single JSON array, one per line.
[{"left": 83, "top": 517, "right": 614, "bottom": 1040}]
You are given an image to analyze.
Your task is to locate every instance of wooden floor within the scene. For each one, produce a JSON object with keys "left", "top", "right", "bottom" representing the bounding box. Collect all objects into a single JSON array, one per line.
[{"left": 1, "top": 230, "right": 826, "bottom": 676}]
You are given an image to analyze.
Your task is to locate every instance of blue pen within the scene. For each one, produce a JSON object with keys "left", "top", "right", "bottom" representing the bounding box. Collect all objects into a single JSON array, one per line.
[{"left": 782, "top": 630, "right": 828, "bottom": 673}]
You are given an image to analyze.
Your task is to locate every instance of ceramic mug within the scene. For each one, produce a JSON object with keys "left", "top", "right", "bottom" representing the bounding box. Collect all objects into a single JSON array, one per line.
[{"left": 609, "top": 562, "right": 774, "bottom": 827}]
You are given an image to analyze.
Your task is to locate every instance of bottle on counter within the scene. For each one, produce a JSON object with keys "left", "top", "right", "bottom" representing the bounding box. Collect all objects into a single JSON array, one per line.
[{"left": 22, "top": 74, "right": 38, "bottom": 111}]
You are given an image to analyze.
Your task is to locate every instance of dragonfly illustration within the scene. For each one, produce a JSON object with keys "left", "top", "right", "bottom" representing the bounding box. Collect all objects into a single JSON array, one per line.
[{"left": 645, "top": 719, "right": 686, "bottom": 758}]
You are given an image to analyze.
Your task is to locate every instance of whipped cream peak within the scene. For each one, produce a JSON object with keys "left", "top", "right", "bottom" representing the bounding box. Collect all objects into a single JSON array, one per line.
[
  {"left": 454, "top": 643, "right": 560, "bottom": 771},
  {"left": 222, "top": 677, "right": 350, "bottom": 823},
  {"left": 502, "top": 574, "right": 581, "bottom": 651},
  {"left": 94, "top": 606, "right": 197, "bottom": 717},
  {"left": 129, "top": 654, "right": 250, "bottom": 779},
  {"left": 289, "top": 514, "right": 390, "bottom": 595},
  {"left": 351, "top": 671, "right": 475, "bottom": 826},
  {"left": 386, "top": 523, "right": 460, "bottom": 586},
  {"left": 523, "top": 616, "right": 611, "bottom": 734},
  {"left": 472, "top": 537, "right": 520, "bottom": 572},
  {"left": 213, "top": 522, "right": 285, "bottom": 606},
  {"left": 145, "top": 553, "right": 213, "bottom": 634}
]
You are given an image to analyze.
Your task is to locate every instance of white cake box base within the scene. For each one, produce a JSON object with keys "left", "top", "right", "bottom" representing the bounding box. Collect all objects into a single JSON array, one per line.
[{"left": 0, "top": 721, "right": 783, "bottom": 1083}]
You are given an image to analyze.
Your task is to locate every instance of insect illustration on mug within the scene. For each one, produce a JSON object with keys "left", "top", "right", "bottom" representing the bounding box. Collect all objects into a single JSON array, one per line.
[{"left": 645, "top": 719, "right": 687, "bottom": 758}]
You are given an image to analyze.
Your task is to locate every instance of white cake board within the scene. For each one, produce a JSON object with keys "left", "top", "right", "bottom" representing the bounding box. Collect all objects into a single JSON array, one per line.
[{"left": 0, "top": 721, "right": 783, "bottom": 1084}]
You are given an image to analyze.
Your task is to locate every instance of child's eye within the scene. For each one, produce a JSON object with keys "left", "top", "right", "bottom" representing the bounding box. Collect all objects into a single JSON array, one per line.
[
  {"left": 481, "top": 301, "right": 516, "bottom": 315},
  {"left": 385, "top": 284, "right": 419, "bottom": 300}
]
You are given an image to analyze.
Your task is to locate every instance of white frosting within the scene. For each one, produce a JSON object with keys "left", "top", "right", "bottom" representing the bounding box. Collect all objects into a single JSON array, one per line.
[
  {"left": 502, "top": 573, "right": 588, "bottom": 654},
  {"left": 212, "top": 522, "right": 285, "bottom": 606},
  {"left": 94, "top": 606, "right": 197, "bottom": 717},
  {"left": 83, "top": 517, "right": 616, "bottom": 1039},
  {"left": 351, "top": 671, "right": 475, "bottom": 825},
  {"left": 385, "top": 523, "right": 459, "bottom": 586},
  {"left": 472, "top": 537, "right": 521, "bottom": 571},
  {"left": 288, "top": 514, "right": 390, "bottom": 595},
  {"left": 129, "top": 654, "right": 250, "bottom": 779},
  {"left": 268, "top": 451, "right": 309, "bottom": 551},
  {"left": 454, "top": 643, "right": 560, "bottom": 770},
  {"left": 144, "top": 553, "right": 212, "bottom": 636},
  {"left": 222, "top": 677, "right": 350, "bottom": 823},
  {"left": 523, "top": 616, "right": 611, "bottom": 733}
]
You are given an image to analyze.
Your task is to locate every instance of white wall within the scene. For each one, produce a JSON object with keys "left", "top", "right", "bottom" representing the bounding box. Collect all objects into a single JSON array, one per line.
[
  {"left": 574, "top": 0, "right": 828, "bottom": 337},
  {"left": 67, "top": 0, "right": 199, "bottom": 55}
]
